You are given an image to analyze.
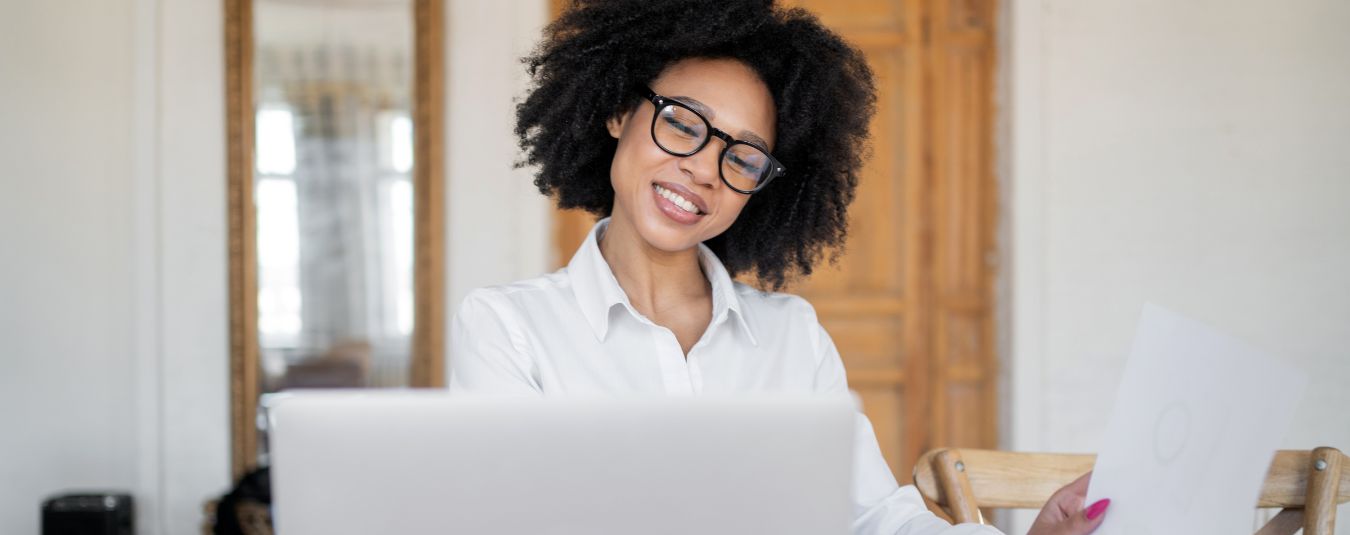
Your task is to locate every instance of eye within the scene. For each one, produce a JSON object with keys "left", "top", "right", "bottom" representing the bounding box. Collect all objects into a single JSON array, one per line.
[
  {"left": 726, "top": 147, "right": 767, "bottom": 175},
  {"left": 659, "top": 106, "right": 707, "bottom": 139},
  {"left": 663, "top": 115, "right": 702, "bottom": 138}
]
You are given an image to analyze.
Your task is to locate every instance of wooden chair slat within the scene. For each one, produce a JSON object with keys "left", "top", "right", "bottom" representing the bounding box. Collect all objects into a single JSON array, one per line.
[
  {"left": 932, "top": 449, "right": 982, "bottom": 523},
  {"left": 913, "top": 447, "right": 1346, "bottom": 534},
  {"left": 1304, "top": 447, "right": 1344, "bottom": 535},
  {"left": 1253, "top": 509, "right": 1302, "bottom": 535},
  {"left": 1258, "top": 450, "right": 1350, "bottom": 507}
]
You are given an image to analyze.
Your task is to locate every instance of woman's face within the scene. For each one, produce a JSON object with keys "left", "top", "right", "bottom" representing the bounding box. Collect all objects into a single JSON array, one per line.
[{"left": 606, "top": 57, "right": 777, "bottom": 253}]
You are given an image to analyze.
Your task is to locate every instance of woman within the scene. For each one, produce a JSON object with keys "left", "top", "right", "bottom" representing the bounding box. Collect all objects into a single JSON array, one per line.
[{"left": 450, "top": 1, "right": 1109, "bottom": 533}]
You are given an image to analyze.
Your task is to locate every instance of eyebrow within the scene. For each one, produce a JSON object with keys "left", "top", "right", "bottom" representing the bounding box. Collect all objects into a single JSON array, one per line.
[
  {"left": 672, "top": 95, "right": 715, "bottom": 119},
  {"left": 672, "top": 95, "right": 772, "bottom": 150},
  {"left": 736, "top": 130, "right": 771, "bottom": 150}
]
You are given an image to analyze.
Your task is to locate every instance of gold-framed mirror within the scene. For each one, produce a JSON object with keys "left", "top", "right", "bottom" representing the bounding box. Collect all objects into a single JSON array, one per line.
[{"left": 225, "top": 0, "right": 445, "bottom": 479}]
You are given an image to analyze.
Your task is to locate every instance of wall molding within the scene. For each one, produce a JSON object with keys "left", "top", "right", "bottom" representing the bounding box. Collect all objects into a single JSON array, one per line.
[
  {"left": 131, "top": 0, "right": 166, "bottom": 532},
  {"left": 1005, "top": 0, "right": 1048, "bottom": 454}
]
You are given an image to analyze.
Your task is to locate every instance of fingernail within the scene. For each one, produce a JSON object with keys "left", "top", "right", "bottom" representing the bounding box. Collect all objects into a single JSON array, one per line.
[{"left": 1085, "top": 498, "right": 1111, "bottom": 520}]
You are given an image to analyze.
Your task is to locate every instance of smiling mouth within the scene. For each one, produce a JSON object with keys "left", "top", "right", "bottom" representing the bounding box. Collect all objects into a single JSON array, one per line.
[{"left": 653, "top": 183, "right": 705, "bottom": 215}]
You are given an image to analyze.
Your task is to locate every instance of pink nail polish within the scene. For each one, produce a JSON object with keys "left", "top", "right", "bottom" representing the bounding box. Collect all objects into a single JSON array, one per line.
[{"left": 1085, "top": 498, "right": 1111, "bottom": 520}]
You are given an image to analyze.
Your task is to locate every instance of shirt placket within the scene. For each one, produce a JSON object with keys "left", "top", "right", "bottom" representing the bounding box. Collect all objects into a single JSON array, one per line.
[
  {"left": 649, "top": 325, "right": 695, "bottom": 396},
  {"left": 685, "top": 313, "right": 728, "bottom": 396}
]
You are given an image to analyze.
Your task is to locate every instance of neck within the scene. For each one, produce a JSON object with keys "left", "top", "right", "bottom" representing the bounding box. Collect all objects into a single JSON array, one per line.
[{"left": 598, "top": 215, "right": 710, "bottom": 317}]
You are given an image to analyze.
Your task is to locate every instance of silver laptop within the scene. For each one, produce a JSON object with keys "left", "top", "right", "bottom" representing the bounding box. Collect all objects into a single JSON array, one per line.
[{"left": 268, "top": 391, "right": 855, "bottom": 535}]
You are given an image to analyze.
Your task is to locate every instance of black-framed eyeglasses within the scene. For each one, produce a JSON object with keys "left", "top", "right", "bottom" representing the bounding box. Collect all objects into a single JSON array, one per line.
[{"left": 642, "top": 87, "right": 785, "bottom": 194}]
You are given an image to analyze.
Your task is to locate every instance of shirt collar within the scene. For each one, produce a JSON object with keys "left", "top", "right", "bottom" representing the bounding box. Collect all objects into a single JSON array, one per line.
[{"left": 566, "top": 218, "right": 758, "bottom": 346}]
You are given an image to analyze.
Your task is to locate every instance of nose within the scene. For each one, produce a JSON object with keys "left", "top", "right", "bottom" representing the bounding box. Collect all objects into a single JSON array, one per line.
[{"left": 678, "top": 140, "right": 723, "bottom": 189}]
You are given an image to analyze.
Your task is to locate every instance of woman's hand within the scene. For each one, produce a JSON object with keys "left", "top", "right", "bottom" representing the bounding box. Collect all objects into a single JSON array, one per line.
[{"left": 1026, "top": 471, "right": 1110, "bottom": 535}]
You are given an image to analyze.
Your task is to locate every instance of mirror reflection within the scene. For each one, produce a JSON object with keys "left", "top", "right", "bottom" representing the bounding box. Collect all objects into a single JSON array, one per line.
[{"left": 252, "top": 0, "right": 416, "bottom": 394}]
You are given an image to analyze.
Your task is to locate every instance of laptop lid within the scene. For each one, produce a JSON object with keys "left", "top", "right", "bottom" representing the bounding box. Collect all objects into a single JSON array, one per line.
[{"left": 269, "top": 391, "right": 854, "bottom": 535}]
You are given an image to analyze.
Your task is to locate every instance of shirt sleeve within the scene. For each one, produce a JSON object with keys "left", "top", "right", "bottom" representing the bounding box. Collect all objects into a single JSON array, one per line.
[
  {"left": 811, "top": 321, "right": 1004, "bottom": 535},
  {"left": 448, "top": 288, "right": 543, "bottom": 396}
]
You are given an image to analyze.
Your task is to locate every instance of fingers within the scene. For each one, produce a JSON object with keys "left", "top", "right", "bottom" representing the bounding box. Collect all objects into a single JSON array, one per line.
[
  {"left": 1026, "top": 497, "right": 1111, "bottom": 535},
  {"left": 1071, "top": 498, "right": 1110, "bottom": 534},
  {"left": 1065, "top": 470, "right": 1093, "bottom": 495},
  {"left": 1058, "top": 470, "right": 1090, "bottom": 499},
  {"left": 1047, "top": 470, "right": 1094, "bottom": 516},
  {"left": 1050, "top": 471, "right": 1092, "bottom": 503},
  {"left": 1031, "top": 472, "right": 1109, "bottom": 535}
]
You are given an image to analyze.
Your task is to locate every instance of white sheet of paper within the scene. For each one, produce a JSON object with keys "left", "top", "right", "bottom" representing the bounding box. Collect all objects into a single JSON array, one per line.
[{"left": 1085, "top": 304, "right": 1307, "bottom": 534}]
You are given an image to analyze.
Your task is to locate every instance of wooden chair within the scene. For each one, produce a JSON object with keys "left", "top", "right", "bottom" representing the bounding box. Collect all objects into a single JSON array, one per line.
[{"left": 912, "top": 447, "right": 1349, "bottom": 535}]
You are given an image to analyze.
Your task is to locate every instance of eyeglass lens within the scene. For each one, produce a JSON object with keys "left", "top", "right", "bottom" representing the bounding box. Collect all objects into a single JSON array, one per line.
[{"left": 653, "top": 104, "right": 772, "bottom": 192}]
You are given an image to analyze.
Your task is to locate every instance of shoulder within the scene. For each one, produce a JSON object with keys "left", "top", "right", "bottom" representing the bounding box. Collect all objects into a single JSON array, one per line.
[
  {"left": 456, "top": 270, "right": 572, "bottom": 315},
  {"left": 730, "top": 283, "right": 839, "bottom": 378},
  {"left": 731, "top": 281, "right": 826, "bottom": 345},
  {"left": 452, "top": 270, "right": 576, "bottom": 355},
  {"left": 732, "top": 281, "right": 820, "bottom": 320}
]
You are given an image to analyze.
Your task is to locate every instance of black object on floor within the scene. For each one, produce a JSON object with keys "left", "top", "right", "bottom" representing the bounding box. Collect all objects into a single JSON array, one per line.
[{"left": 41, "top": 493, "right": 133, "bottom": 535}]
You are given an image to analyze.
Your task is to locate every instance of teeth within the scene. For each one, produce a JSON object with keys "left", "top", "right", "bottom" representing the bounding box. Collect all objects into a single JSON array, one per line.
[{"left": 654, "top": 184, "right": 702, "bottom": 215}]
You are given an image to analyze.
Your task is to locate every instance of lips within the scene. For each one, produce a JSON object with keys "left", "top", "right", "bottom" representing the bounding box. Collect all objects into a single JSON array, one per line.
[
  {"left": 650, "top": 182, "right": 706, "bottom": 225},
  {"left": 653, "top": 181, "right": 708, "bottom": 214}
]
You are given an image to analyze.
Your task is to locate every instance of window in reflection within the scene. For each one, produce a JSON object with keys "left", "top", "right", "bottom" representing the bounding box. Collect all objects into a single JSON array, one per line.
[
  {"left": 256, "top": 177, "right": 303, "bottom": 342},
  {"left": 386, "top": 178, "right": 414, "bottom": 337},
  {"left": 256, "top": 105, "right": 303, "bottom": 349},
  {"left": 374, "top": 111, "right": 415, "bottom": 338},
  {"left": 379, "top": 111, "right": 414, "bottom": 174},
  {"left": 256, "top": 107, "right": 297, "bottom": 175},
  {"left": 253, "top": 0, "right": 415, "bottom": 396}
]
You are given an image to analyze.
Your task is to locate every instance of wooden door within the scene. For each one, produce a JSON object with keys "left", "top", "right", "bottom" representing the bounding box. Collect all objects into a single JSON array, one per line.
[{"left": 550, "top": 0, "right": 1000, "bottom": 483}]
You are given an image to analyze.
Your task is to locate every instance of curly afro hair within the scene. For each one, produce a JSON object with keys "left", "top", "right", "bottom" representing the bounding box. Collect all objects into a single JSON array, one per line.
[{"left": 515, "top": 0, "right": 876, "bottom": 290}]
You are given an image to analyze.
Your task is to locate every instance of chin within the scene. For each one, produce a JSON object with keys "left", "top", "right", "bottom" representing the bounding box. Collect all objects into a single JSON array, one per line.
[{"left": 634, "top": 214, "right": 707, "bottom": 253}]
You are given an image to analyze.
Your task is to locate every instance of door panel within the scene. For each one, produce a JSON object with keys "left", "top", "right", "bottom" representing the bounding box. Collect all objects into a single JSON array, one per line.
[{"left": 927, "top": 0, "right": 999, "bottom": 464}]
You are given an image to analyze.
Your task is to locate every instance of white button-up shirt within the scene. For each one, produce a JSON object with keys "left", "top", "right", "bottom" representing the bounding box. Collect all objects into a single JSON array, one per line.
[{"left": 449, "top": 219, "right": 1001, "bottom": 535}]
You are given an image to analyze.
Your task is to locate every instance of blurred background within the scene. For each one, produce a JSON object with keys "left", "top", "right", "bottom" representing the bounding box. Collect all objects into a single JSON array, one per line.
[{"left": 1, "top": 0, "right": 1346, "bottom": 533}]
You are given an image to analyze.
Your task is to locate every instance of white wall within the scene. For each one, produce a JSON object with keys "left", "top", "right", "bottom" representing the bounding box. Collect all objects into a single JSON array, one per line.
[
  {"left": 0, "top": 0, "right": 547, "bottom": 533},
  {"left": 1, "top": 1, "right": 140, "bottom": 533},
  {"left": 0, "top": 0, "right": 229, "bottom": 533},
  {"left": 153, "top": 0, "right": 231, "bottom": 530},
  {"left": 1005, "top": 0, "right": 1350, "bottom": 532},
  {"left": 444, "top": 0, "right": 552, "bottom": 317}
]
